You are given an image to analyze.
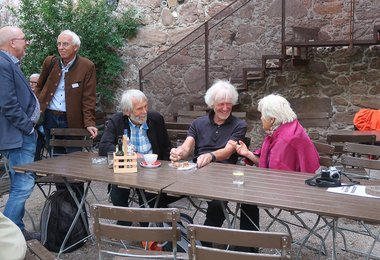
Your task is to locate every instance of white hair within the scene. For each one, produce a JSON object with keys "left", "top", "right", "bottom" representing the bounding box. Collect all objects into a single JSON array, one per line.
[
  {"left": 58, "top": 30, "right": 81, "bottom": 47},
  {"left": 204, "top": 80, "right": 239, "bottom": 108},
  {"left": 29, "top": 73, "right": 40, "bottom": 79},
  {"left": 120, "top": 89, "right": 147, "bottom": 113},
  {"left": 258, "top": 94, "right": 297, "bottom": 127}
]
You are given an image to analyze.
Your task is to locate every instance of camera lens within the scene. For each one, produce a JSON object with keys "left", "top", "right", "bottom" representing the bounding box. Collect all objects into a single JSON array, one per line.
[{"left": 330, "top": 171, "right": 340, "bottom": 179}]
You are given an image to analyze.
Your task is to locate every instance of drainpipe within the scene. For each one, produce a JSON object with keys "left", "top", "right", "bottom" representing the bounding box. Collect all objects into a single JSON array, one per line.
[
  {"left": 205, "top": 21, "right": 209, "bottom": 90},
  {"left": 282, "top": 0, "right": 285, "bottom": 56},
  {"left": 349, "top": 0, "right": 355, "bottom": 49}
]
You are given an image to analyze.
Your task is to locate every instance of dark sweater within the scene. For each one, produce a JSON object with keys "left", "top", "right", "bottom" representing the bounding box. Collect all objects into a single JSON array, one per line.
[{"left": 98, "top": 111, "right": 171, "bottom": 160}]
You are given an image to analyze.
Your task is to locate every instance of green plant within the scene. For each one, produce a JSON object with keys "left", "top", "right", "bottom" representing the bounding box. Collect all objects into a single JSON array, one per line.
[{"left": 10, "top": 0, "right": 140, "bottom": 101}]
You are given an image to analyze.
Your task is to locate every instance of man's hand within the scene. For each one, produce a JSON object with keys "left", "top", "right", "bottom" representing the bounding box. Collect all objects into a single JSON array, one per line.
[
  {"left": 170, "top": 147, "right": 184, "bottom": 162},
  {"left": 86, "top": 126, "right": 98, "bottom": 139},
  {"left": 196, "top": 153, "right": 213, "bottom": 168}
]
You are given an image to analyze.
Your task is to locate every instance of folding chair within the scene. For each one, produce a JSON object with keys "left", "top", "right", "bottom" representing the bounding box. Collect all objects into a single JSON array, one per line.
[
  {"left": 187, "top": 224, "right": 291, "bottom": 260},
  {"left": 91, "top": 204, "right": 188, "bottom": 259}
]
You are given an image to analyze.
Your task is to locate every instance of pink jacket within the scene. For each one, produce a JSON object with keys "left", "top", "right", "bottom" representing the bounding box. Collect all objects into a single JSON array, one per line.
[{"left": 246, "top": 120, "right": 320, "bottom": 173}]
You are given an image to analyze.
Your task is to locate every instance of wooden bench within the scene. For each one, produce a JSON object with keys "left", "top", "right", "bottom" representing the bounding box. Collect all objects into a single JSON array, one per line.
[
  {"left": 24, "top": 239, "right": 55, "bottom": 260},
  {"left": 298, "top": 112, "right": 330, "bottom": 128},
  {"left": 166, "top": 122, "right": 190, "bottom": 147},
  {"left": 313, "top": 141, "right": 335, "bottom": 167}
]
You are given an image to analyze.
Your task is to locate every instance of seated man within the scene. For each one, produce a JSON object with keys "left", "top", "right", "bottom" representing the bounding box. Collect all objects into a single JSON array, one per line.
[
  {"left": 170, "top": 80, "right": 253, "bottom": 245},
  {"left": 99, "top": 89, "right": 179, "bottom": 224}
]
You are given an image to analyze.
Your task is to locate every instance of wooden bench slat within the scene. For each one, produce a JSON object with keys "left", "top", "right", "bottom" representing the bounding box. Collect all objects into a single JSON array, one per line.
[{"left": 25, "top": 239, "right": 55, "bottom": 260}]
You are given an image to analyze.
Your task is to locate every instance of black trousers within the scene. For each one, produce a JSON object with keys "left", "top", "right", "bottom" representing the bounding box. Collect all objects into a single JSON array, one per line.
[
  {"left": 203, "top": 200, "right": 260, "bottom": 249},
  {"left": 110, "top": 184, "right": 182, "bottom": 226}
]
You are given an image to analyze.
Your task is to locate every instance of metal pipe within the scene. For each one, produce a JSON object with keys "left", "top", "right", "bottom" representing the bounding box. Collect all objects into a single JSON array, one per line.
[
  {"left": 282, "top": 0, "right": 285, "bottom": 56},
  {"left": 205, "top": 21, "right": 209, "bottom": 90},
  {"left": 349, "top": 0, "right": 355, "bottom": 48}
]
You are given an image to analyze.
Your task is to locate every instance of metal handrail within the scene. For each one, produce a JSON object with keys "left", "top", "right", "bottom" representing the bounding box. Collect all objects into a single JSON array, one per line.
[
  {"left": 139, "top": 0, "right": 378, "bottom": 92},
  {"left": 139, "top": 0, "right": 251, "bottom": 90}
]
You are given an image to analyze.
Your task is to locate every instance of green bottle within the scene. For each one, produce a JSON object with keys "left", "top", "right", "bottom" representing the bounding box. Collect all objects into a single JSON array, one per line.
[{"left": 115, "top": 137, "right": 124, "bottom": 156}]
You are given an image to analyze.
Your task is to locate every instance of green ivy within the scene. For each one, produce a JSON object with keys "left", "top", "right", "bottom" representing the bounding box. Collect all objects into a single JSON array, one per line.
[{"left": 9, "top": 0, "right": 140, "bottom": 102}]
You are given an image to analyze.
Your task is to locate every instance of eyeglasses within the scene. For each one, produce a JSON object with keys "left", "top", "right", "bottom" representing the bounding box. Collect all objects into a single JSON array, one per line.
[
  {"left": 57, "top": 42, "right": 71, "bottom": 48},
  {"left": 11, "top": 37, "right": 29, "bottom": 44},
  {"left": 29, "top": 81, "right": 38, "bottom": 85}
]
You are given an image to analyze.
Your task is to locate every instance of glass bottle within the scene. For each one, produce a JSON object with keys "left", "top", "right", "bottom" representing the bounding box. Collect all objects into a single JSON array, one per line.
[{"left": 115, "top": 136, "right": 124, "bottom": 156}]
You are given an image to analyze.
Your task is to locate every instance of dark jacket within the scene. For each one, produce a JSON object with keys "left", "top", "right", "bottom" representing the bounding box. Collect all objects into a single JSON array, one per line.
[
  {"left": 98, "top": 111, "right": 171, "bottom": 160},
  {"left": 0, "top": 52, "right": 37, "bottom": 150}
]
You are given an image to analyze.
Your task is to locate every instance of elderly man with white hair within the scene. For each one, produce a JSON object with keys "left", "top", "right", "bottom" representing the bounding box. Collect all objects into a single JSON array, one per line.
[
  {"left": 35, "top": 29, "right": 98, "bottom": 200},
  {"left": 170, "top": 80, "right": 251, "bottom": 248},
  {"left": 99, "top": 89, "right": 179, "bottom": 226},
  {"left": 35, "top": 29, "right": 98, "bottom": 151}
]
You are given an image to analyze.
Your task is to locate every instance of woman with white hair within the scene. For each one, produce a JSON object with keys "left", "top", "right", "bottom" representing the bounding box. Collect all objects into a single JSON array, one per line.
[
  {"left": 235, "top": 93, "right": 319, "bottom": 172},
  {"left": 232, "top": 94, "right": 319, "bottom": 250}
]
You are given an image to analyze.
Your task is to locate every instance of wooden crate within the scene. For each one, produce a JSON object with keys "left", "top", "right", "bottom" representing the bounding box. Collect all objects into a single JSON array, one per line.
[{"left": 113, "top": 152, "right": 137, "bottom": 173}]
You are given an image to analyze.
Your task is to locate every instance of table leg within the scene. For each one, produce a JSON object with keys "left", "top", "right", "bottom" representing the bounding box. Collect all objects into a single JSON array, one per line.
[
  {"left": 366, "top": 228, "right": 380, "bottom": 260},
  {"left": 56, "top": 179, "right": 92, "bottom": 258}
]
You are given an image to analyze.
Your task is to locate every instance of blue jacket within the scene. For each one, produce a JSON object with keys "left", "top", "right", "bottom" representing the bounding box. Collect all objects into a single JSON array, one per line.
[{"left": 0, "top": 51, "right": 37, "bottom": 150}]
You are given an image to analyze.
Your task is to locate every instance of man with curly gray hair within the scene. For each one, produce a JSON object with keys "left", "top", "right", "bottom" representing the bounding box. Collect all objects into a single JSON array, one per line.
[{"left": 170, "top": 80, "right": 250, "bottom": 246}]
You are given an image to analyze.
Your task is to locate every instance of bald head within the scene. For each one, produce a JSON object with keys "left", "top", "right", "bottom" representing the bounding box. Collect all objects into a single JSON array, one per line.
[{"left": 0, "top": 26, "right": 28, "bottom": 59}]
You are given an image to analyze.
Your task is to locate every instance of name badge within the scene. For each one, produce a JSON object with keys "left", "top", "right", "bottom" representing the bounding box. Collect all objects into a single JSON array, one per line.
[{"left": 72, "top": 83, "right": 79, "bottom": 88}]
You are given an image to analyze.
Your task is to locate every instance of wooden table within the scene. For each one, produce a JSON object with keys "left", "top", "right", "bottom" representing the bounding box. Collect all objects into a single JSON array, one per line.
[
  {"left": 14, "top": 152, "right": 177, "bottom": 192},
  {"left": 14, "top": 153, "right": 380, "bottom": 259},
  {"left": 13, "top": 151, "right": 179, "bottom": 257},
  {"left": 163, "top": 162, "right": 380, "bottom": 259},
  {"left": 163, "top": 162, "right": 380, "bottom": 222}
]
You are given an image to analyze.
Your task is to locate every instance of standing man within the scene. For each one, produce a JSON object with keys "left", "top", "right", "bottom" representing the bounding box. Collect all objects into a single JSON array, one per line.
[
  {"left": 170, "top": 80, "right": 258, "bottom": 249},
  {"left": 0, "top": 26, "right": 40, "bottom": 240},
  {"left": 35, "top": 29, "right": 98, "bottom": 154}
]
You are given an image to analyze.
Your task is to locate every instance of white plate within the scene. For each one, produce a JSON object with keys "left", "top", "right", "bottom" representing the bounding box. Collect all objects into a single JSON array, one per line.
[
  {"left": 140, "top": 161, "right": 161, "bottom": 168},
  {"left": 169, "top": 162, "right": 197, "bottom": 171}
]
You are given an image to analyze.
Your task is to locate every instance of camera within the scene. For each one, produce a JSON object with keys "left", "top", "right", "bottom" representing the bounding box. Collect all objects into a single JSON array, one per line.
[{"left": 320, "top": 167, "right": 341, "bottom": 181}]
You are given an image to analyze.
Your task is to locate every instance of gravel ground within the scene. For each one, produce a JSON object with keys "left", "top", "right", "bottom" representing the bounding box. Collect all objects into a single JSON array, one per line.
[{"left": 2, "top": 181, "right": 379, "bottom": 259}]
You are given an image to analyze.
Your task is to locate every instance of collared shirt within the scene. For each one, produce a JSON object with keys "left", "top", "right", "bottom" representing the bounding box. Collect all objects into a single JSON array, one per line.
[
  {"left": 188, "top": 110, "right": 247, "bottom": 164},
  {"left": 0, "top": 50, "right": 40, "bottom": 124},
  {"left": 128, "top": 119, "right": 152, "bottom": 154},
  {"left": 47, "top": 56, "right": 76, "bottom": 112}
]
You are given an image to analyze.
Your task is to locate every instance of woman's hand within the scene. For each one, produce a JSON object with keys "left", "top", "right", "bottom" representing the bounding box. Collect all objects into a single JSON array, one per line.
[{"left": 235, "top": 140, "right": 250, "bottom": 157}]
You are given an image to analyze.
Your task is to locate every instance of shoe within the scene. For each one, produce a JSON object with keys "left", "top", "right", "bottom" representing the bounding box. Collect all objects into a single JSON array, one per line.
[{"left": 22, "top": 229, "right": 41, "bottom": 241}]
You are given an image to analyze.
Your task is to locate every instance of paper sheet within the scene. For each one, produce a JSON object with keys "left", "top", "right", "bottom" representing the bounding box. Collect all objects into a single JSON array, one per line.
[{"left": 327, "top": 185, "right": 380, "bottom": 199}]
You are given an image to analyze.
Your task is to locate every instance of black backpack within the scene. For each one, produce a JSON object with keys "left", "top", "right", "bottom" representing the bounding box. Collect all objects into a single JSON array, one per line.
[{"left": 40, "top": 189, "right": 89, "bottom": 252}]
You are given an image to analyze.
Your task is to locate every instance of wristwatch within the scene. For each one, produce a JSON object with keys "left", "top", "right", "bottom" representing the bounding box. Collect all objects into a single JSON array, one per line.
[{"left": 210, "top": 152, "right": 216, "bottom": 162}]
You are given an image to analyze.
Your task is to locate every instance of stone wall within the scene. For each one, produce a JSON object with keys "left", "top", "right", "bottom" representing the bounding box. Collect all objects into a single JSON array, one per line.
[
  {"left": 1, "top": 0, "right": 380, "bottom": 147},
  {"left": 241, "top": 45, "right": 380, "bottom": 147}
]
